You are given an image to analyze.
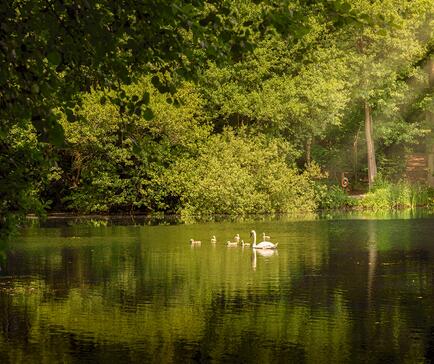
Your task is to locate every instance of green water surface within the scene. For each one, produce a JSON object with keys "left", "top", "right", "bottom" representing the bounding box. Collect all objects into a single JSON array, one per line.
[{"left": 1, "top": 214, "right": 434, "bottom": 363}]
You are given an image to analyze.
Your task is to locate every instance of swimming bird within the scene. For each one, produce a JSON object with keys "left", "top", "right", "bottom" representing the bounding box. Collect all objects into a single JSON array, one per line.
[
  {"left": 226, "top": 240, "right": 238, "bottom": 247},
  {"left": 211, "top": 235, "right": 217, "bottom": 244},
  {"left": 262, "top": 232, "right": 271, "bottom": 241},
  {"left": 242, "top": 240, "right": 251, "bottom": 247},
  {"left": 250, "top": 230, "right": 278, "bottom": 249},
  {"left": 233, "top": 234, "right": 240, "bottom": 243},
  {"left": 190, "top": 239, "right": 201, "bottom": 245}
]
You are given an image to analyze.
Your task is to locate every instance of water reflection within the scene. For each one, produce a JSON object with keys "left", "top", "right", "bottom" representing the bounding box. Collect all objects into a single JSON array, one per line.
[
  {"left": 367, "top": 220, "right": 378, "bottom": 306},
  {"left": 251, "top": 248, "right": 278, "bottom": 270},
  {"left": 0, "top": 217, "right": 434, "bottom": 362}
]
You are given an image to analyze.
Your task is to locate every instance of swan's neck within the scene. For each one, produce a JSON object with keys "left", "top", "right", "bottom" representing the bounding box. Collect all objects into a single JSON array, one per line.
[{"left": 252, "top": 231, "right": 257, "bottom": 247}]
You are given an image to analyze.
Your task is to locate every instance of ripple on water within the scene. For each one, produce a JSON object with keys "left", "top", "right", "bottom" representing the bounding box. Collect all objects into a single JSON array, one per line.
[{"left": 5, "top": 216, "right": 434, "bottom": 363}]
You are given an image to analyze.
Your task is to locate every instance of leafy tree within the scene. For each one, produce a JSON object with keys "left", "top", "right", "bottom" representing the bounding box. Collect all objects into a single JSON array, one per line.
[
  {"left": 2, "top": 0, "right": 433, "bottom": 236},
  {"left": 163, "top": 128, "right": 321, "bottom": 217},
  {"left": 200, "top": 16, "right": 351, "bottom": 164},
  {"left": 1, "top": 0, "right": 281, "bottom": 232},
  {"left": 56, "top": 78, "right": 208, "bottom": 213},
  {"left": 335, "top": 0, "right": 434, "bottom": 188},
  {"left": 1, "top": 0, "right": 359, "bottom": 234}
]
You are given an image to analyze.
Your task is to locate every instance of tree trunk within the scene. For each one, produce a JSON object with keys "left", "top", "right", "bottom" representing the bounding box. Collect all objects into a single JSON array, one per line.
[
  {"left": 364, "top": 102, "right": 377, "bottom": 189},
  {"left": 306, "top": 136, "right": 312, "bottom": 166},
  {"left": 428, "top": 57, "right": 434, "bottom": 129},
  {"left": 353, "top": 126, "right": 361, "bottom": 186}
]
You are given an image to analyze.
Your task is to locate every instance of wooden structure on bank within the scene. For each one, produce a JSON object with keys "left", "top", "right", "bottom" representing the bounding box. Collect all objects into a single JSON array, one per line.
[{"left": 405, "top": 153, "right": 434, "bottom": 186}]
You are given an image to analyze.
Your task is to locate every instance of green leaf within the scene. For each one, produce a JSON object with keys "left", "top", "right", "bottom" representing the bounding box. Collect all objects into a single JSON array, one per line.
[
  {"left": 49, "top": 121, "right": 65, "bottom": 147},
  {"left": 31, "top": 84, "right": 40, "bottom": 94},
  {"left": 47, "top": 51, "right": 61, "bottom": 66},
  {"left": 151, "top": 76, "right": 160, "bottom": 88},
  {"left": 143, "top": 107, "right": 154, "bottom": 120},
  {"left": 65, "top": 108, "right": 75, "bottom": 122},
  {"left": 142, "top": 91, "right": 150, "bottom": 105},
  {"left": 340, "top": 3, "right": 351, "bottom": 14},
  {"left": 132, "top": 143, "right": 142, "bottom": 155}
]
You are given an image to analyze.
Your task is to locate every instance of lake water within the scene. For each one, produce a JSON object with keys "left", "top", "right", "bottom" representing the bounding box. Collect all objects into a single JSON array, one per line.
[{"left": 1, "top": 213, "right": 434, "bottom": 363}]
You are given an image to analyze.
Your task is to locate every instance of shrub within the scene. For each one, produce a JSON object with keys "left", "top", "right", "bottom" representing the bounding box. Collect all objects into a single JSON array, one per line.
[
  {"left": 359, "top": 179, "right": 434, "bottom": 211},
  {"left": 319, "top": 185, "right": 357, "bottom": 210},
  {"left": 162, "top": 129, "right": 320, "bottom": 218}
]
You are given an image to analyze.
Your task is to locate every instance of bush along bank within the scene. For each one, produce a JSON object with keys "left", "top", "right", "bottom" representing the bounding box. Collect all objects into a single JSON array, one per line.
[{"left": 319, "top": 179, "right": 434, "bottom": 212}]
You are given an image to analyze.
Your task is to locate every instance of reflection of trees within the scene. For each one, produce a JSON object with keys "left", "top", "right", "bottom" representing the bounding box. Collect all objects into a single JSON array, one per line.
[
  {"left": 0, "top": 220, "right": 433, "bottom": 362},
  {"left": 0, "top": 240, "right": 8, "bottom": 275},
  {"left": 367, "top": 220, "right": 377, "bottom": 306}
]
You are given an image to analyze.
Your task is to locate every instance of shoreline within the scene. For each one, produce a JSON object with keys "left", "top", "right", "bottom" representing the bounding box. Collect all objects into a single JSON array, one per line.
[{"left": 25, "top": 206, "right": 434, "bottom": 226}]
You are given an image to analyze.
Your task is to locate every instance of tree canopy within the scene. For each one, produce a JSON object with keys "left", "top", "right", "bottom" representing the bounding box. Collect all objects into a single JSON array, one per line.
[{"left": 1, "top": 0, "right": 433, "bottom": 236}]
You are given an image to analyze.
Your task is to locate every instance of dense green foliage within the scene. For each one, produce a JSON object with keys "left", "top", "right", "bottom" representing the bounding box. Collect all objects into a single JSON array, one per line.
[
  {"left": 1, "top": 0, "right": 434, "bottom": 234},
  {"left": 54, "top": 79, "right": 324, "bottom": 216}
]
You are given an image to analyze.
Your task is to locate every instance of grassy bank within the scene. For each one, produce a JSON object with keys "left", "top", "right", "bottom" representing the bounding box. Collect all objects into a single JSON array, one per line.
[{"left": 320, "top": 180, "right": 434, "bottom": 212}]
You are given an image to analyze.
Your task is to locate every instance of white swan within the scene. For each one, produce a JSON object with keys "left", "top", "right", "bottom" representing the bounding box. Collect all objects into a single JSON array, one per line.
[
  {"left": 211, "top": 235, "right": 217, "bottom": 244},
  {"left": 250, "top": 230, "right": 278, "bottom": 249},
  {"left": 262, "top": 232, "right": 271, "bottom": 241},
  {"left": 233, "top": 234, "right": 240, "bottom": 243}
]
